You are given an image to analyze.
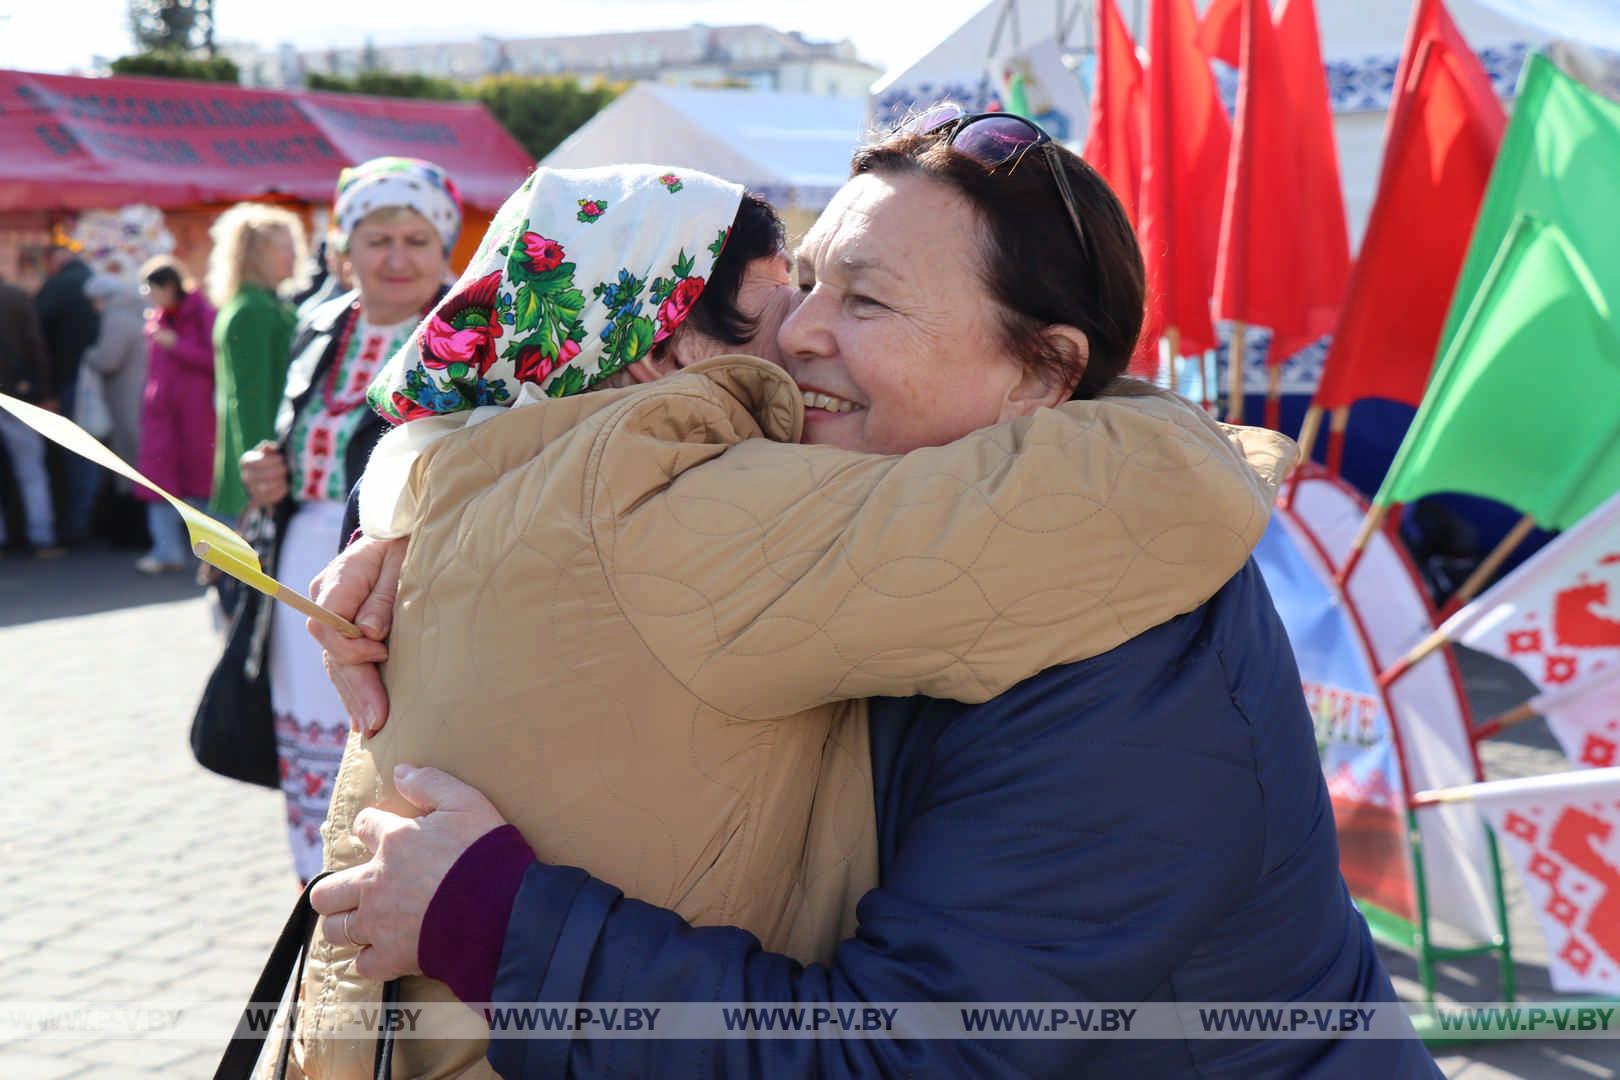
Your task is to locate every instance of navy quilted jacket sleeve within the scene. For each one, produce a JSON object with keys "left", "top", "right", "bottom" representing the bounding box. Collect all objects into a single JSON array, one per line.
[{"left": 487, "top": 562, "right": 1441, "bottom": 1079}]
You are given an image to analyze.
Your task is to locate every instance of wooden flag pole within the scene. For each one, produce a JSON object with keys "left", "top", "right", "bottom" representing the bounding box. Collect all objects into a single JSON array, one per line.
[
  {"left": 277, "top": 582, "right": 365, "bottom": 639},
  {"left": 1166, "top": 326, "right": 1183, "bottom": 397},
  {"left": 1379, "top": 622, "right": 1453, "bottom": 689},
  {"left": 1474, "top": 700, "right": 1541, "bottom": 741},
  {"left": 1281, "top": 404, "right": 1324, "bottom": 511},
  {"left": 194, "top": 539, "right": 363, "bottom": 639},
  {"left": 1296, "top": 405, "right": 1324, "bottom": 463},
  {"left": 1410, "top": 784, "right": 1480, "bottom": 808},
  {"left": 1334, "top": 501, "right": 1390, "bottom": 588},
  {"left": 1437, "top": 513, "right": 1539, "bottom": 621},
  {"left": 1226, "top": 323, "right": 1247, "bottom": 423},
  {"left": 1325, "top": 406, "right": 1349, "bottom": 476},
  {"left": 1265, "top": 363, "right": 1283, "bottom": 431}
]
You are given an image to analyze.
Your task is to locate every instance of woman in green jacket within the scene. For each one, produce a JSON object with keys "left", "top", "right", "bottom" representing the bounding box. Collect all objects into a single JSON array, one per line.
[{"left": 206, "top": 203, "right": 307, "bottom": 523}]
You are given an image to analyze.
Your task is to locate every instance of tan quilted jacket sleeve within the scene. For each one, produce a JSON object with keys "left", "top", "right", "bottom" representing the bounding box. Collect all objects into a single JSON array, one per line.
[{"left": 592, "top": 356, "right": 1298, "bottom": 720}]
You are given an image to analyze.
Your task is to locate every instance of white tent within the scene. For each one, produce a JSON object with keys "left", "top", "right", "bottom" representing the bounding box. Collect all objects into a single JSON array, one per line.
[
  {"left": 542, "top": 84, "right": 868, "bottom": 216},
  {"left": 871, "top": 0, "right": 1085, "bottom": 128}
]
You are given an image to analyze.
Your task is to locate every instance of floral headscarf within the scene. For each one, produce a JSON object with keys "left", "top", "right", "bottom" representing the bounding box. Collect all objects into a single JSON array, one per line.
[
  {"left": 334, "top": 156, "right": 463, "bottom": 253},
  {"left": 357, "top": 163, "right": 745, "bottom": 538},
  {"left": 367, "top": 164, "right": 743, "bottom": 424}
]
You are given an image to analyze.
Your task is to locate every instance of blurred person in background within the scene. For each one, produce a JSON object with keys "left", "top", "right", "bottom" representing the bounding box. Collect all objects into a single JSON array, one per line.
[
  {"left": 0, "top": 269, "right": 60, "bottom": 557},
  {"left": 294, "top": 234, "right": 351, "bottom": 322},
  {"left": 133, "top": 256, "right": 215, "bottom": 574},
  {"left": 234, "top": 157, "right": 459, "bottom": 881},
  {"left": 34, "top": 237, "right": 101, "bottom": 542},
  {"left": 82, "top": 273, "right": 150, "bottom": 478},
  {"left": 206, "top": 203, "right": 307, "bottom": 526},
  {"left": 80, "top": 272, "right": 151, "bottom": 548}
]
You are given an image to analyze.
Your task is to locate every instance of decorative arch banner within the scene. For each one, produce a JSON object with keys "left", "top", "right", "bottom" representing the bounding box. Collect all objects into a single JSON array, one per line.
[
  {"left": 1257, "top": 468, "right": 1500, "bottom": 943},
  {"left": 1256, "top": 494, "right": 1416, "bottom": 923}
]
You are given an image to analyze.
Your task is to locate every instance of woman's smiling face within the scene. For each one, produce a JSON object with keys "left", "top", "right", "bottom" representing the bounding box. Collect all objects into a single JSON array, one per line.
[{"left": 778, "top": 170, "right": 1058, "bottom": 454}]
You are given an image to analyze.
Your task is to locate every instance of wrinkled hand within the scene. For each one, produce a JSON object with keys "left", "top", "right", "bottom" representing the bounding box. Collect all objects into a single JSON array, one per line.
[
  {"left": 240, "top": 441, "right": 289, "bottom": 508},
  {"left": 309, "top": 766, "right": 505, "bottom": 982},
  {"left": 309, "top": 534, "right": 405, "bottom": 735}
]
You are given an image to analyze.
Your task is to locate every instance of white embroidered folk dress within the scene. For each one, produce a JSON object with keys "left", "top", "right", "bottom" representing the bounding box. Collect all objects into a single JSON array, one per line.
[{"left": 270, "top": 311, "right": 413, "bottom": 881}]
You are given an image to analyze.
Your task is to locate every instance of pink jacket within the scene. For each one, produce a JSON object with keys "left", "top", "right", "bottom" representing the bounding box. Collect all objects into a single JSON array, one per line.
[{"left": 135, "top": 290, "right": 216, "bottom": 502}]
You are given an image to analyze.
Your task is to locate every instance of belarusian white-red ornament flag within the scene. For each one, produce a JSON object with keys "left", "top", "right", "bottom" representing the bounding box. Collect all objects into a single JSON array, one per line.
[
  {"left": 1534, "top": 666, "right": 1620, "bottom": 771},
  {"left": 1455, "top": 768, "right": 1620, "bottom": 994},
  {"left": 1441, "top": 489, "right": 1620, "bottom": 691}
]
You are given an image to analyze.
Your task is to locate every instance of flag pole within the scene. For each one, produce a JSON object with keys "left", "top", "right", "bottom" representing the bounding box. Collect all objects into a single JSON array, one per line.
[
  {"left": 1325, "top": 406, "right": 1349, "bottom": 475},
  {"left": 1335, "top": 501, "right": 1390, "bottom": 587},
  {"left": 1378, "top": 621, "right": 1452, "bottom": 689},
  {"left": 1203, "top": 348, "right": 1217, "bottom": 414},
  {"left": 1282, "top": 404, "right": 1322, "bottom": 510},
  {"left": 1438, "top": 513, "right": 1539, "bottom": 621},
  {"left": 1265, "top": 362, "right": 1282, "bottom": 431},
  {"left": 1296, "top": 404, "right": 1324, "bottom": 462},
  {"left": 194, "top": 540, "right": 363, "bottom": 639},
  {"left": 1226, "top": 323, "right": 1246, "bottom": 423},
  {"left": 1166, "top": 326, "right": 1183, "bottom": 399},
  {"left": 1410, "top": 785, "right": 1478, "bottom": 807},
  {"left": 1474, "top": 700, "right": 1540, "bottom": 741}
]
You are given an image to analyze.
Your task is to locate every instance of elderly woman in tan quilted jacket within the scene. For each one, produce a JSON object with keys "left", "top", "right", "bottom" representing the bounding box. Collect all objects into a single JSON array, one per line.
[{"left": 288, "top": 143, "right": 1295, "bottom": 1078}]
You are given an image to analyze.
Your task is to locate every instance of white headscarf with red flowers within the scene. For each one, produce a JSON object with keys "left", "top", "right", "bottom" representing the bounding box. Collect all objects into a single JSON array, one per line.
[{"left": 358, "top": 163, "right": 744, "bottom": 537}]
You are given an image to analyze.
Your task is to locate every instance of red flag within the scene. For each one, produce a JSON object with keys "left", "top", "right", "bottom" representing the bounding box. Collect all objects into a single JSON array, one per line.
[
  {"left": 1387, "top": 0, "right": 1496, "bottom": 142},
  {"left": 1081, "top": 0, "right": 1145, "bottom": 225},
  {"left": 1199, "top": 0, "right": 1241, "bottom": 64},
  {"left": 1139, "top": 0, "right": 1232, "bottom": 357},
  {"left": 1315, "top": 0, "right": 1505, "bottom": 410},
  {"left": 1213, "top": 0, "right": 1306, "bottom": 354},
  {"left": 1274, "top": 0, "right": 1350, "bottom": 360}
]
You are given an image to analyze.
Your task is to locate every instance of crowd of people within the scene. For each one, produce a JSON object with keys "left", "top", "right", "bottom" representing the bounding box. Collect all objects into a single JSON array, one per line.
[{"left": 0, "top": 205, "right": 316, "bottom": 571}]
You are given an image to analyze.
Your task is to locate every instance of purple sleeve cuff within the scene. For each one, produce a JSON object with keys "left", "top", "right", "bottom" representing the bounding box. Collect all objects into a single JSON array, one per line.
[{"left": 419, "top": 824, "right": 536, "bottom": 1004}]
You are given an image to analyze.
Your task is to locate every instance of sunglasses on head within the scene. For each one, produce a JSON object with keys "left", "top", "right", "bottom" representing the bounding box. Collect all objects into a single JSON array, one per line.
[{"left": 900, "top": 105, "right": 1089, "bottom": 260}]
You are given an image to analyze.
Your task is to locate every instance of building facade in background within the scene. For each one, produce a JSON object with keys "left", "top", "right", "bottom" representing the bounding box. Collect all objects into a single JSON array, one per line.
[{"left": 225, "top": 24, "right": 881, "bottom": 99}]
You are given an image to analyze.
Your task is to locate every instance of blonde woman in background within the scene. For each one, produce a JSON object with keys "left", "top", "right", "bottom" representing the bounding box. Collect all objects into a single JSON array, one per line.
[{"left": 206, "top": 203, "right": 307, "bottom": 526}]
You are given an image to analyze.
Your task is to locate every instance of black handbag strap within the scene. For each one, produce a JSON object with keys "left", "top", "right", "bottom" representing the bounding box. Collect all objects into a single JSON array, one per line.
[
  {"left": 214, "top": 871, "right": 331, "bottom": 1080},
  {"left": 214, "top": 875, "right": 404, "bottom": 1080},
  {"left": 374, "top": 978, "right": 400, "bottom": 1080}
]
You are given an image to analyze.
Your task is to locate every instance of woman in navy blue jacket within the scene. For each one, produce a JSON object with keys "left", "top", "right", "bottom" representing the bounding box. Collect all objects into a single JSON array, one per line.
[{"left": 318, "top": 563, "right": 1439, "bottom": 1078}]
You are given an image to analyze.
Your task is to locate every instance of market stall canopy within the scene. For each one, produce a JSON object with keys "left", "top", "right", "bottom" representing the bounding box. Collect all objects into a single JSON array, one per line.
[
  {"left": 0, "top": 69, "right": 534, "bottom": 212},
  {"left": 541, "top": 84, "right": 865, "bottom": 211}
]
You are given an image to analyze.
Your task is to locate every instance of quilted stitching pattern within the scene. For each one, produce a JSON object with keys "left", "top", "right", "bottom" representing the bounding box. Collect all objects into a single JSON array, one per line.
[{"left": 292, "top": 355, "right": 1296, "bottom": 1078}]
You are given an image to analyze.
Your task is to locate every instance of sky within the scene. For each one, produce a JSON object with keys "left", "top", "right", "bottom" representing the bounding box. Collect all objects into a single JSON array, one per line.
[{"left": 0, "top": 0, "right": 993, "bottom": 79}]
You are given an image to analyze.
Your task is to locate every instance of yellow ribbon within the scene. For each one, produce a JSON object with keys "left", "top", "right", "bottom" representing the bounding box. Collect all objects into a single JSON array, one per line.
[{"left": 0, "top": 392, "right": 359, "bottom": 637}]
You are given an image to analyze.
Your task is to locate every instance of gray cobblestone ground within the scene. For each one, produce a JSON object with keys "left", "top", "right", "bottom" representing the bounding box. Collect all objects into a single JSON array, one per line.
[
  {"left": 3, "top": 549, "right": 292, "bottom": 1078},
  {"left": 2, "top": 549, "right": 1616, "bottom": 1078}
]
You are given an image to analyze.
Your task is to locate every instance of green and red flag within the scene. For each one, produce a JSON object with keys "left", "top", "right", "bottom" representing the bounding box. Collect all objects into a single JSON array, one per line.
[
  {"left": 1374, "top": 214, "right": 1620, "bottom": 530},
  {"left": 1373, "top": 55, "right": 1620, "bottom": 529},
  {"left": 1436, "top": 53, "right": 1620, "bottom": 363}
]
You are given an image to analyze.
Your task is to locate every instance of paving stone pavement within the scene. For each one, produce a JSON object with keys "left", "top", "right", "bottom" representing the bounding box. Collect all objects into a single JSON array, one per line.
[
  {"left": 3, "top": 549, "right": 294, "bottom": 1078},
  {"left": 3, "top": 548, "right": 1618, "bottom": 1078}
]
